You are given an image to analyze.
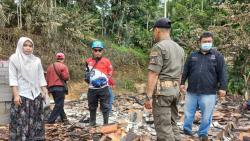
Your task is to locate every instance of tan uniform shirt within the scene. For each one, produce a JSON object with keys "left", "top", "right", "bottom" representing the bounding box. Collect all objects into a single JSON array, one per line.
[{"left": 148, "top": 38, "right": 185, "bottom": 81}]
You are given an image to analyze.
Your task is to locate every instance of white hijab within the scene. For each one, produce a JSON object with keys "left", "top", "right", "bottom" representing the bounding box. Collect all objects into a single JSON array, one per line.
[{"left": 11, "top": 37, "right": 40, "bottom": 89}]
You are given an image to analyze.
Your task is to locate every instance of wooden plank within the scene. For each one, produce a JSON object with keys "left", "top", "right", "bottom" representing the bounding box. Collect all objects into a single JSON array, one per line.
[{"left": 98, "top": 124, "right": 118, "bottom": 134}]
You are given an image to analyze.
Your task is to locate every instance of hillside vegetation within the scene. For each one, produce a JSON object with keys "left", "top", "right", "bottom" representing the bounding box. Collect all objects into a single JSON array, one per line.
[{"left": 0, "top": 0, "right": 249, "bottom": 95}]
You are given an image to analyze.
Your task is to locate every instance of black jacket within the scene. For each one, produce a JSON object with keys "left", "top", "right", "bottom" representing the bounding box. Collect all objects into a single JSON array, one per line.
[{"left": 181, "top": 49, "right": 227, "bottom": 94}]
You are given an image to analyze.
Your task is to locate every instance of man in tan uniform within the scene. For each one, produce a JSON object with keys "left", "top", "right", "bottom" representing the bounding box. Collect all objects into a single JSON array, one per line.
[{"left": 144, "top": 18, "right": 185, "bottom": 141}]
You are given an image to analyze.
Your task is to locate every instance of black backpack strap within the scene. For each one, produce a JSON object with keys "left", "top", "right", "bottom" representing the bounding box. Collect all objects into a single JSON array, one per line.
[
  {"left": 85, "top": 62, "right": 89, "bottom": 71},
  {"left": 86, "top": 57, "right": 101, "bottom": 72},
  {"left": 210, "top": 49, "right": 221, "bottom": 73}
]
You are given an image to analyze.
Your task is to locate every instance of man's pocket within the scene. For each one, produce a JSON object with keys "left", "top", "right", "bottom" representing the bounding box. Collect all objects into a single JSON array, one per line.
[{"left": 159, "top": 87, "right": 179, "bottom": 96}]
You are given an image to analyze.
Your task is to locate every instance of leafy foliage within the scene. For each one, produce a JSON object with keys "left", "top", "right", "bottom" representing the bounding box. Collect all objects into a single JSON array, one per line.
[{"left": 0, "top": 0, "right": 249, "bottom": 93}]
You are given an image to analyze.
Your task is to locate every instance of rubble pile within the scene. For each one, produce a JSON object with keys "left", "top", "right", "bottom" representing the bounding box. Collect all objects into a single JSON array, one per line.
[
  {"left": 0, "top": 126, "right": 8, "bottom": 140},
  {"left": 64, "top": 92, "right": 156, "bottom": 140},
  {"left": 0, "top": 92, "right": 249, "bottom": 141}
]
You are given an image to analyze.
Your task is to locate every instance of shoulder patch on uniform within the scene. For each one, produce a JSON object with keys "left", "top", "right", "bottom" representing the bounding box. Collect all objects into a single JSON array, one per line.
[
  {"left": 149, "top": 56, "right": 158, "bottom": 64},
  {"left": 150, "top": 51, "right": 159, "bottom": 56}
]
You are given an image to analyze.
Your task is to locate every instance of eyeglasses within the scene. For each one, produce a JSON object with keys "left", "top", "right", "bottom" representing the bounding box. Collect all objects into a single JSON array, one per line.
[{"left": 93, "top": 49, "right": 103, "bottom": 52}]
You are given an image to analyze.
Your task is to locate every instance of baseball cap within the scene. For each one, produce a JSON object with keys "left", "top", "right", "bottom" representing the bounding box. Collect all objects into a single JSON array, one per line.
[
  {"left": 56, "top": 53, "right": 65, "bottom": 59},
  {"left": 91, "top": 40, "right": 104, "bottom": 49}
]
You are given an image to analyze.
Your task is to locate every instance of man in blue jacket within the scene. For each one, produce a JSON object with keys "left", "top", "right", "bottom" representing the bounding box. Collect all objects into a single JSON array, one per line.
[{"left": 180, "top": 32, "right": 227, "bottom": 140}]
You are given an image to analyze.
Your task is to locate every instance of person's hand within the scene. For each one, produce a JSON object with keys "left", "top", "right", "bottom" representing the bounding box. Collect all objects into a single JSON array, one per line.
[
  {"left": 218, "top": 90, "right": 226, "bottom": 98},
  {"left": 14, "top": 95, "right": 22, "bottom": 106},
  {"left": 179, "top": 85, "right": 186, "bottom": 94},
  {"left": 144, "top": 99, "right": 153, "bottom": 109},
  {"left": 41, "top": 87, "right": 48, "bottom": 99},
  {"left": 111, "top": 85, "right": 116, "bottom": 89}
]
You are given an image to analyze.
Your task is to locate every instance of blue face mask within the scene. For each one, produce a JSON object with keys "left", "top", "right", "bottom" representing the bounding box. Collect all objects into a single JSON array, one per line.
[{"left": 201, "top": 43, "right": 213, "bottom": 51}]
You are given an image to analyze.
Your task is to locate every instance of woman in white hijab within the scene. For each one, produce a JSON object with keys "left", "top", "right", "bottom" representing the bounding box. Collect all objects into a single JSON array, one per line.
[{"left": 8, "top": 37, "right": 48, "bottom": 140}]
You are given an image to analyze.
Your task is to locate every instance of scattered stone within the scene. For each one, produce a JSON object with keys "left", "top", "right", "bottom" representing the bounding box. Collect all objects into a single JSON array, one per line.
[
  {"left": 0, "top": 94, "right": 249, "bottom": 140},
  {"left": 79, "top": 93, "right": 88, "bottom": 100}
]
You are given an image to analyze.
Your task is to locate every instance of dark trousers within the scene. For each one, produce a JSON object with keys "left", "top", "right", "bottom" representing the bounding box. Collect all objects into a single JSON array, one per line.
[
  {"left": 87, "top": 86, "right": 110, "bottom": 125},
  {"left": 153, "top": 95, "right": 181, "bottom": 141},
  {"left": 48, "top": 90, "right": 67, "bottom": 122}
]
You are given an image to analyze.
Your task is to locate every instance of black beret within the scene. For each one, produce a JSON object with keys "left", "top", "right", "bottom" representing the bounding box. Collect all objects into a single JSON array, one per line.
[{"left": 153, "top": 18, "right": 171, "bottom": 29}]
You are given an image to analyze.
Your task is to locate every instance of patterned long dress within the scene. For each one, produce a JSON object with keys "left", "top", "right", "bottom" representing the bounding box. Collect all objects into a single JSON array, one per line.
[{"left": 9, "top": 95, "right": 45, "bottom": 141}]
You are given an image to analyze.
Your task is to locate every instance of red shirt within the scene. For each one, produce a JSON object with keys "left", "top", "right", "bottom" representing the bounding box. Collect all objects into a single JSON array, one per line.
[
  {"left": 46, "top": 62, "right": 69, "bottom": 88},
  {"left": 86, "top": 57, "right": 113, "bottom": 77},
  {"left": 86, "top": 57, "right": 113, "bottom": 88}
]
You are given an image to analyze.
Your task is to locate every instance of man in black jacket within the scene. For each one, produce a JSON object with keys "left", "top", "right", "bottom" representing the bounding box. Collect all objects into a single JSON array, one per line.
[{"left": 180, "top": 32, "right": 227, "bottom": 140}]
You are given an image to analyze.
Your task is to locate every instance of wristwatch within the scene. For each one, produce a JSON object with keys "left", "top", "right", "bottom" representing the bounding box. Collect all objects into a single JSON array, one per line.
[{"left": 146, "top": 95, "right": 152, "bottom": 101}]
